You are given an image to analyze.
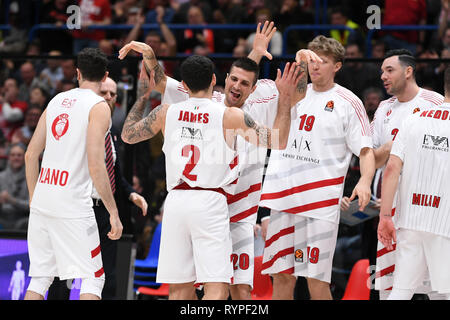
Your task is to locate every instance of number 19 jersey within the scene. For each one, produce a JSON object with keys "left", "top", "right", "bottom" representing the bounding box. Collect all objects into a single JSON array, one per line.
[{"left": 163, "top": 97, "right": 239, "bottom": 192}]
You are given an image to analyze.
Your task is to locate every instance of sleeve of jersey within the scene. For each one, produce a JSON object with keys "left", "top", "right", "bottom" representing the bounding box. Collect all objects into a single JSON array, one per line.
[
  {"left": 248, "top": 79, "right": 279, "bottom": 127},
  {"left": 345, "top": 98, "right": 373, "bottom": 157},
  {"left": 161, "top": 77, "right": 189, "bottom": 105}
]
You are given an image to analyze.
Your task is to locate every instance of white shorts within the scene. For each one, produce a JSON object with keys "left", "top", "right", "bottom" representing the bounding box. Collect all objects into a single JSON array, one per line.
[
  {"left": 262, "top": 210, "right": 338, "bottom": 283},
  {"left": 156, "top": 189, "right": 233, "bottom": 284},
  {"left": 230, "top": 221, "right": 254, "bottom": 288},
  {"left": 27, "top": 210, "right": 104, "bottom": 281},
  {"left": 393, "top": 228, "right": 450, "bottom": 294}
]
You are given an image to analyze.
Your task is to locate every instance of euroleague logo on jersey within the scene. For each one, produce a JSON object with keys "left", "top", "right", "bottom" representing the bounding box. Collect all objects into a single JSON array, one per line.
[
  {"left": 413, "top": 107, "right": 420, "bottom": 114},
  {"left": 51, "top": 113, "right": 69, "bottom": 141}
]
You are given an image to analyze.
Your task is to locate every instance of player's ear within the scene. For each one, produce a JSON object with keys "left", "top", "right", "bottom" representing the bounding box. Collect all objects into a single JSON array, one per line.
[
  {"left": 181, "top": 80, "right": 188, "bottom": 92},
  {"left": 211, "top": 74, "right": 216, "bottom": 88},
  {"left": 334, "top": 61, "right": 342, "bottom": 73},
  {"left": 101, "top": 71, "right": 109, "bottom": 83},
  {"left": 76, "top": 68, "right": 82, "bottom": 82}
]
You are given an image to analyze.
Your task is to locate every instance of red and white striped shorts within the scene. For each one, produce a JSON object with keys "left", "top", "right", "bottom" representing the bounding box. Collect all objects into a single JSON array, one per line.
[{"left": 261, "top": 210, "right": 338, "bottom": 283}]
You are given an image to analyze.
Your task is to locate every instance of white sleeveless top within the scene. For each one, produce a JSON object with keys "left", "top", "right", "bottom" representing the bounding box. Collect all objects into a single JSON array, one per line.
[
  {"left": 163, "top": 97, "right": 239, "bottom": 193},
  {"left": 31, "top": 88, "right": 104, "bottom": 218}
]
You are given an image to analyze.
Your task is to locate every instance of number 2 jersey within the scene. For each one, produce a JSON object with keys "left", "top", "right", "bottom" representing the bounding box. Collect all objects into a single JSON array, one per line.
[
  {"left": 259, "top": 83, "right": 372, "bottom": 224},
  {"left": 163, "top": 97, "right": 239, "bottom": 192},
  {"left": 162, "top": 77, "right": 278, "bottom": 224}
]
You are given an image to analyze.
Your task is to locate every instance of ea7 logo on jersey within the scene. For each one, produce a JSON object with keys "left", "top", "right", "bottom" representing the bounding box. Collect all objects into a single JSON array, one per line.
[
  {"left": 51, "top": 113, "right": 69, "bottom": 141},
  {"left": 181, "top": 127, "right": 203, "bottom": 140},
  {"left": 422, "top": 134, "right": 449, "bottom": 152}
]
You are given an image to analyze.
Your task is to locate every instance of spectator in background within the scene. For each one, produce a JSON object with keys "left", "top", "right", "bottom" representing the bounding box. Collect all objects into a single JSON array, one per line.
[
  {"left": 177, "top": 5, "right": 214, "bottom": 54},
  {"left": 382, "top": 0, "right": 427, "bottom": 55},
  {"left": 18, "top": 62, "right": 50, "bottom": 104},
  {"left": 415, "top": 49, "right": 443, "bottom": 93},
  {"left": 213, "top": 0, "right": 248, "bottom": 53},
  {"left": 28, "top": 87, "right": 49, "bottom": 110},
  {"left": 146, "top": 0, "right": 175, "bottom": 24},
  {"left": 372, "top": 40, "right": 387, "bottom": 59},
  {"left": 0, "top": 78, "right": 28, "bottom": 141},
  {"left": 335, "top": 42, "right": 383, "bottom": 100},
  {"left": 0, "top": 143, "right": 29, "bottom": 230},
  {"left": 172, "top": 0, "right": 213, "bottom": 23},
  {"left": 56, "top": 59, "right": 77, "bottom": 93},
  {"left": 273, "top": 0, "right": 314, "bottom": 53},
  {"left": 112, "top": 0, "right": 141, "bottom": 24},
  {"left": 72, "top": 0, "right": 112, "bottom": 54},
  {"left": 329, "top": 6, "right": 364, "bottom": 47},
  {"left": 40, "top": 51, "right": 64, "bottom": 96},
  {"left": 11, "top": 106, "right": 42, "bottom": 146},
  {"left": 438, "top": 0, "right": 450, "bottom": 43},
  {"left": 362, "top": 87, "right": 384, "bottom": 122},
  {"left": 25, "top": 40, "right": 47, "bottom": 75},
  {"left": 39, "top": 0, "right": 75, "bottom": 54},
  {"left": 0, "top": 3, "right": 27, "bottom": 54},
  {"left": 246, "top": 10, "right": 282, "bottom": 57}
]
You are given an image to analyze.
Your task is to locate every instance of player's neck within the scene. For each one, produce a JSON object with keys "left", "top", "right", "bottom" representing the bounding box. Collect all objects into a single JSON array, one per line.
[
  {"left": 189, "top": 89, "right": 213, "bottom": 99},
  {"left": 312, "top": 80, "right": 335, "bottom": 92},
  {"left": 395, "top": 82, "right": 420, "bottom": 103},
  {"left": 79, "top": 80, "right": 101, "bottom": 95}
]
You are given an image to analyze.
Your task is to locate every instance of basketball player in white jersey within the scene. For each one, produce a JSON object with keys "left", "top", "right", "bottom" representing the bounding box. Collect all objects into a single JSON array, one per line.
[
  {"left": 24, "top": 48, "right": 122, "bottom": 300},
  {"left": 259, "top": 35, "right": 375, "bottom": 300},
  {"left": 120, "top": 55, "right": 301, "bottom": 300},
  {"left": 378, "top": 66, "right": 450, "bottom": 300},
  {"left": 371, "top": 49, "right": 444, "bottom": 299},
  {"left": 118, "top": 21, "right": 322, "bottom": 300}
]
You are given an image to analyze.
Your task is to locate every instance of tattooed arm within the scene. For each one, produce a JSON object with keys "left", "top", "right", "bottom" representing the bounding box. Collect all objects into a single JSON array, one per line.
[
  {"left": 224, "top": 108, "right": 288, "bottom": 150},
  {"left": 121, "top": 63, "right": 169, "bottom": 144},
  {"left": 118, "top": 41, "right": 167, "bottom": 93}
]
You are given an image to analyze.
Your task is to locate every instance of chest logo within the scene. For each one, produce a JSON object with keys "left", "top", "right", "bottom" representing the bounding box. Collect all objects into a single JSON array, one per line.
[
  {"left": 51, "top": 113, "right": 69, "bottom": 141},
  {"left": 413, "top": 107, "right": 420, "bottom": 114},
  {"left": 324, "top": 100, "right": 334, "bottom": 112}
]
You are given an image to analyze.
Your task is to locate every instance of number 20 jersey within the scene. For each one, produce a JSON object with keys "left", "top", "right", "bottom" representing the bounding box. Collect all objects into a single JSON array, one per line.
[{"left": 163, "top": 97, "right": 239, "bottom": 192}]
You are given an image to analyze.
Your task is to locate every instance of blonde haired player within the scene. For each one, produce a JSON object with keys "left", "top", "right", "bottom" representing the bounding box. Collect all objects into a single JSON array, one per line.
[
  {"left": 259, "top": 35, "right": 375, "bottom": 300},
  {"left": 378, "top": 66, "right": 450, "bottom": 300}
]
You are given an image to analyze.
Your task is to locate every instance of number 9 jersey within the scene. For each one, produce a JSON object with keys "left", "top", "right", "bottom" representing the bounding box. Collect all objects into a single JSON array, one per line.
[{"left": 162, "top": 97, "right": 240, "bottom": 193}]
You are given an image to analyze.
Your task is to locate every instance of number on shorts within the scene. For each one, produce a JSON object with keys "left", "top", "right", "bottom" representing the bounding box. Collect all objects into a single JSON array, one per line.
[
  {"left": 181, "top": 144, "right": 200, "bottom": 181},
  {"left": 230, "top": 253, "right": 250, "bottom": 270},
  {"left": 307, "top": 246, "right": 320, "bottom": 264}
]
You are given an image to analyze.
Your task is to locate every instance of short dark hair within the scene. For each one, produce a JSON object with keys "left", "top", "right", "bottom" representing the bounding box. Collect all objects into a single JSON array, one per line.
[
  {"left": 384, "top": 49, "right": 416, "bottom": 75},
  {"left": 180, "top": 55, "right": 214, "bottom": 93},
  {"left": 230, "top": 58, "right": 260, "bottom": 85},
  {"left": 445, "top": 66, "right": 450, "bottom": 96},
  {"left": 77, "top": 48, "right": 108, "bottom": 82}
]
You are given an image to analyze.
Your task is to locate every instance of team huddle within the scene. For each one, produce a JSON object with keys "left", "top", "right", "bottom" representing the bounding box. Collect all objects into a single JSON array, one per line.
[{"left": 22, "top": 21, "right": 450, "bottom": 300}]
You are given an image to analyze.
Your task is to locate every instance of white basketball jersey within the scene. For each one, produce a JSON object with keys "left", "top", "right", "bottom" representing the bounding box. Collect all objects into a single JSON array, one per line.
[
  {"left": 260, "top": 83, "right": 372, "bottom": 223},
  {"left": 371, "top": 88, "right": 444, "bottom": 149},
  {"left": 163, "top": 97, "right": 238, "bottom": 192},
  {"left": 162, "top": 77, "right": 278, "bottom": 224},
  {"left": 31, "top": 88, "right": 105, "bottom": 218},
  {"left": 391, "top": 103, "right": 450, "bottom": 238}
]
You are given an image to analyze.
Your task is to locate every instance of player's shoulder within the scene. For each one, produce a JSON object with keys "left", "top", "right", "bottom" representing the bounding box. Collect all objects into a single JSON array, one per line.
[
  {"left": 418, "top": 88, "right": 444, "bottom": 105},
  {"left": 376, "top": 96, "right": 397, "bottom": 114},
  {"left": 333, "top": 84, "right": 364, "bottom": 109}
]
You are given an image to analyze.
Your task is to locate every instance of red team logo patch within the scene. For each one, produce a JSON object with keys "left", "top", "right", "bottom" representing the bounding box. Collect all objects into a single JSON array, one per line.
[
  {"left": 51, "top": 114, "right": 69, "bottom": 140},
  {"left": 324, "top": 100, "right": 334, "bottom": 112}
]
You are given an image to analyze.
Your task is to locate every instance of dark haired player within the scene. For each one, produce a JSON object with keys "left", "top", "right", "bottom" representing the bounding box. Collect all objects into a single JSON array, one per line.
[{"left": 24, "top": 48, "right": 122, "bottom": 300}]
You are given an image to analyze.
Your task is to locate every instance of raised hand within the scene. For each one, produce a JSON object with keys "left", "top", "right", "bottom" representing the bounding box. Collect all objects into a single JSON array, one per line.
[
  {"left": 249, "top": 21, "right": 277, "bottom": 63},
  {"left": 295, "top": 49, "right": 323, "bottom": 65},
  {"left": 118, "top": 40, "right": 154, "bottom": 60}
]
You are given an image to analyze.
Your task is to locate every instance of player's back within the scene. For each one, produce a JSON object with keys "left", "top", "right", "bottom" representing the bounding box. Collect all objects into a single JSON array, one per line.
[
  {"left": 394, "top": 103, "right": 450, "bottom": 237},
  {"left": 163, "top": 97, "right": 239, "bottom": 192},
  {"left": 31, "top": 88, "right": 105, "bottom": 218}
]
